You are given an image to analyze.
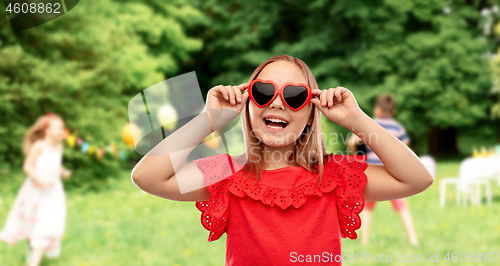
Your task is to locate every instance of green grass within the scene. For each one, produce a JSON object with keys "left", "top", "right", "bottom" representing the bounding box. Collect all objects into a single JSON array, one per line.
[{"left": 1, "top": 161, "right": 500, "bottom": 265}]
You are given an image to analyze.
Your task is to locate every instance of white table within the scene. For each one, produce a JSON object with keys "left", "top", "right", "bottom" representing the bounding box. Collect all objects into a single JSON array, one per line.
[{"left": 440, "top": 156, "right": 500, "bottom": 206}]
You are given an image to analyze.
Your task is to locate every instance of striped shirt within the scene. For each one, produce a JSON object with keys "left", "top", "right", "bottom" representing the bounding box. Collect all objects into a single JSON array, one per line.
[{"left": 366, "top": 116, "right": 409, "bottom": 165}]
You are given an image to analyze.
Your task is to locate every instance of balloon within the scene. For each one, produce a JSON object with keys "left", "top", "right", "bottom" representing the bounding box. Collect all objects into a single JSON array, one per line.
[
  {"left": 77, "top": 138, "right": 83, "bottom": 146},
  {"left": 81, "top": 142, "right": 90, "bottom": 153},
  {"left": 122, "top": 123, "right": 141, "bottom": 147},
  {"left": 203, "top": 132, "right": 221, "bottom": 149},
  {"left": 157, "top": 104, "right": 178, "bottom": 131},
  {"left": 66, "top": 135, "right": 76, "bottom": 148},
  {"left": 88, "top": 145, "right": 95, "bottom": 155}
]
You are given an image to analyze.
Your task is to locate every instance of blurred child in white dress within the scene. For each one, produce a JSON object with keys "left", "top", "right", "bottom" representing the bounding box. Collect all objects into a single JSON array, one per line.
[{"left": 0, "top": 113, "right": 71, "bottom": 266}]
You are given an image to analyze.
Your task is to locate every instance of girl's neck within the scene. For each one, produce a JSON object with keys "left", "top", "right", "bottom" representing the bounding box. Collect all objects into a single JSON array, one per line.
[
  {"left": 43, "top": 136, "right": 60, "bottom": 148},
  {"left": 261, "top": 143, "right": 299, "bottom": 170}
]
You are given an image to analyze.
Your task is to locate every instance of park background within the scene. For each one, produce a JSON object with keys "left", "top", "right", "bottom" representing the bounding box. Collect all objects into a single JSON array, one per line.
[{"left": 1, "top": 0, "right": 500, "bottom": 265}]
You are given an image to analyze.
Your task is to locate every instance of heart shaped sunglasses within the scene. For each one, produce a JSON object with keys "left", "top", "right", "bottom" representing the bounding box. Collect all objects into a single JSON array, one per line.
[{"left": 248, "top": 79, "right": 312, "bottom": 111}]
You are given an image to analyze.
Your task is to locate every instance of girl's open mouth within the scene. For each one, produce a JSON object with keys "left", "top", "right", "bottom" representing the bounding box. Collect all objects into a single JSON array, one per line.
[{"left": 263, "top": 117, "right": 289, "bottom": 130}]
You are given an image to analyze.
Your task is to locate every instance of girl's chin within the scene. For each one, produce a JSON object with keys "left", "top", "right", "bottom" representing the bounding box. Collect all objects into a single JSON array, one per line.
[{"left": 260, "top": 137, "right": 293, "bottom": 147}]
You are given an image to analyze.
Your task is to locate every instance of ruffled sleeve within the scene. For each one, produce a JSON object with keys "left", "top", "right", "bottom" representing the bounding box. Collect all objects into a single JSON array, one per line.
[
  {"left": 192, "top": 153, "right": 236, "bottom": 242},
  {"left": 324, "top": 154, "right": 368, "bottom": 240}
]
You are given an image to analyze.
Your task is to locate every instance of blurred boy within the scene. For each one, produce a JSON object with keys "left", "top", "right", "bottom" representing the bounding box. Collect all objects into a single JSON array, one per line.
[{"left": 347, "top": 93, "right": 419, "bottom": 246}]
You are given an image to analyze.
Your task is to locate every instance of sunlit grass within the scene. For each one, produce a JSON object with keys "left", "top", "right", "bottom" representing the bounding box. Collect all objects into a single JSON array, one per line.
[
  {"left": 1, "top": 161, "right": 499, "bottom": 265},
  {"left": 342, "top": 160, "right": 500, "bottom": 265}
]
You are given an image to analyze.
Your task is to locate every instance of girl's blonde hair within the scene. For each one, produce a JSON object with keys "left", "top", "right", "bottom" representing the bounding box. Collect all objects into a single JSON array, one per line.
[
  {"left": 239, "top": 54, "right": 328, "bottom": 183},
  {"left": 23, "top": 113, "right": 63, "bottom": 155}
]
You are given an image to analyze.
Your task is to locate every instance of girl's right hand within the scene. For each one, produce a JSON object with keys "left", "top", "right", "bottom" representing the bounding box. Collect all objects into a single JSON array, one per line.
[
  {"left": 33, "top": 178, "right": 55, "bottom": 189},
  {"left": 203, "top": 83, "right": 249, "bottom": 128}
]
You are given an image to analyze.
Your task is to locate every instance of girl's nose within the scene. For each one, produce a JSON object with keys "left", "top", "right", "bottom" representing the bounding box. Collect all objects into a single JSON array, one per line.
[{"left": 269, "top": 95, "right": 285, "bottom": 110}]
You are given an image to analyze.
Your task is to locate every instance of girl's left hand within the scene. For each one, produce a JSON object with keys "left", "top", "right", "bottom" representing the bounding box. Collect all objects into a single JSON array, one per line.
[
  {"left": 310, "top": 87, "right": 364, "bottom": 128},
  {"left": 61, "top": 168, "right": 72, "bottom": 179}
]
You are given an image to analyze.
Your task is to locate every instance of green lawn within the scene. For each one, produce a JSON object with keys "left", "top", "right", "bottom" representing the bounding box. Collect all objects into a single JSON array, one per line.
[{"left": 1, "top": 161, "right": 499, "bottom": 265}]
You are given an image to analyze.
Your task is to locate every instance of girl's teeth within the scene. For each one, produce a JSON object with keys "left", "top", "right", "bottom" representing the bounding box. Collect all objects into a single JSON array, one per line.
[
  {"left": 267, "top": 125, "right": 283, "bottom": 129},
  {"left": 266, "top": 118, "right": 287, "bottom": 123}
]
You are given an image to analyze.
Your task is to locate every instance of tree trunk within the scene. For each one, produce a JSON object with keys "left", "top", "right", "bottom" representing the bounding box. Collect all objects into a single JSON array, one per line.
[{"left": 428, "top": 125, "right": 458, "bottom": 157}]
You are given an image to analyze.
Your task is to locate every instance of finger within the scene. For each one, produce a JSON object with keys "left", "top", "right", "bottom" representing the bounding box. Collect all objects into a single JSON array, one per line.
[
  {"left": 326, "top": 88, "right": 335, "bottom": 107},
  {"left": 213, "top": 85, "right": 228, "bottom": 100},
  {"left": 335, "top": 87, "right": 343, "bottom": 102},
  {"left": 226, "top": 86, "right": 236, "bottom": 105},
  {"left": 241, "top": 90, "right": 249, "bottom": 103},
  {"left": 236, "top": 91, "right": 249, "bottom": 113},
  {"left": 232, "top": 86, "right": 242, "bottom": 103},
  {"left": 310, "top": 97, "right": 320, "bottom": 107},
  {"left": 339, "top": 87, "right": 351, "bottom": 99},
  {"left": 237, "top": 82, "right": 250, "bottom": 91},
  {"left": 310, "top": 98, "right": 327, "bottom": 113},
  {"left": 320, "top": 90, "right": 328, "bottom": 107},
  {"left": 311, "top": 89, "right": 322, "bottom": 96}
]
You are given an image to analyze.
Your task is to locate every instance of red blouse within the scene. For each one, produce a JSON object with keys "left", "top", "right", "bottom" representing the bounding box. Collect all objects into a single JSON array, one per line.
[{"left": 193, "top": 153, "right": 368, "bottom": 266}]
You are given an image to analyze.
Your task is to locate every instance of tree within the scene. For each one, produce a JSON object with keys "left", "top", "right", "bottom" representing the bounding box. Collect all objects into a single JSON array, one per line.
[
  {"left": 0, "top": 0, "right": 204, "bottom": 190},
  {"left": 185, "top": 0, "right": 498, "bottom": 157}
]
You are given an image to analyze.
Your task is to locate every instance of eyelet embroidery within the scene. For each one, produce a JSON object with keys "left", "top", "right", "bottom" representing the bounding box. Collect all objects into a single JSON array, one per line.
[
  {"left": 194, "top": 153, "right": 368, "bottom": 241},
  {"left": 194, "top": 153, "right": 235, "bottom": 242},
  {"left": 330, "top": 154, "right": 368, "bottom": 239}
]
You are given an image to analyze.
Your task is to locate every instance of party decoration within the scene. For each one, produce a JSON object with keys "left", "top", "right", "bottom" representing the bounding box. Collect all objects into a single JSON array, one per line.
[
  {"left": 88, "top": 145, "right": 95, "bottom": 155},
  {"left": 203, "top": 133, "right": 221, "bottom": 149},
  {"left": 66, "top": 135, "right": 76, "bottom": 148},
  {"left": 157, "top": 104, "right": 178, "bottom": 131},
  {"left": 96, "top": 148, "right": 105, "bottom": 160},
  {"left": 81, "top": 142, "right": 90, "bottom": 154},
  {"left": 64, "top": 128, "right": 131, "bottom": 162},
  {"left": 109, "top": 142, "right": 117, "bottom": 156},
  {"left": 119, "top": 150, "right": 127, "bottom": 161},
  {"left": 479, "top": 146, "right": 487, "bottom": 158},
  {"left": 62, "top": 127, "right": 130, "bottom": 163},
  {"left": 122, "top": 123, "right": 141, "bottom": 147},
  {"left": 488, "top": 147, "right": 494, "bottom": 157},
  {"left": 64, "top": 128, "right": 70, "bottom": 139},
  {"left": 105, "top": 145, "right": 112, "bottom": 155}
]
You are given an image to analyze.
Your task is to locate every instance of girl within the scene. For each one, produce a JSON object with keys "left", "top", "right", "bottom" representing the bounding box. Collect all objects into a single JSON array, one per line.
[
  {"left": 0, "top": 113, "right": 71, "bottom": 266},
  {"left": 131, "top": 55, "right": 433, "bottom": 265}
]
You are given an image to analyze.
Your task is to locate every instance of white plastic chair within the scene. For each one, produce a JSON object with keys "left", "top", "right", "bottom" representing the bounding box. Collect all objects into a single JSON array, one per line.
[
  {"left": 420, "top": 155, "right": 436, "bottom": 177},
  {"left": 440, "top": 157, "right": 492, "bottom": 207}
]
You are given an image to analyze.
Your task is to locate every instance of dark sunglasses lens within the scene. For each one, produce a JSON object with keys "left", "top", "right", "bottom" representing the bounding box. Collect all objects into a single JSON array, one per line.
[
  {"left": 283, "top": 85, "right": 309, "bottom": 109},
  {"left": 252, "top": 82, "right": 275, "bottom": 106}
]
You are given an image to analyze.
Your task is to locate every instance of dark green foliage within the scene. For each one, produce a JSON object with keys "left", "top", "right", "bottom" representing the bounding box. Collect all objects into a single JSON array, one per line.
[
  {"left": 1, "top": 0, "right": 500, "bottom": 190},
  {"left": 0, "top": 0, "right": 203, "bottom": 190},
  {"left": 186, "top": 0, "right": 500, "bottom": 156}
]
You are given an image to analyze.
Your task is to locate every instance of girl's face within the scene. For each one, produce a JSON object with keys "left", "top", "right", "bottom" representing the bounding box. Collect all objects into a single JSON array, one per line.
[
  {"left": 46, "top": 118, "right": 65, "bottom": 143},
  {"left": 249, "top": 61, "right": 313, "bottom": 147}
]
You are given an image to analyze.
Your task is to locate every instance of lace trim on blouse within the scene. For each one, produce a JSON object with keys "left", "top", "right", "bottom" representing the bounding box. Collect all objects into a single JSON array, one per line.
[{"left": 194, "top": 153, "right": 368, "bottom": 241}]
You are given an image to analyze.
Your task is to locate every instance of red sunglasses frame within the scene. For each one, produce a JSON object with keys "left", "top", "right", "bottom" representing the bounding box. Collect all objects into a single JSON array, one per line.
[{"left": 248, "top": 79, "right": 312, "bottom": 111}]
